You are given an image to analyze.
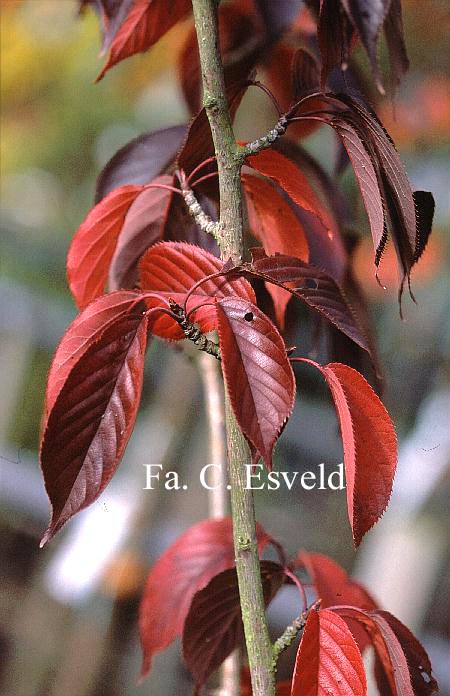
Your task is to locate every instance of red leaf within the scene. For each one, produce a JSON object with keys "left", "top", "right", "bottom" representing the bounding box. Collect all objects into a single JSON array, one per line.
[
  {"left": 183, "top": 561, "right": 284, "bottom": 688},
  {"left": 330, "top": 117, "right": 384, "bottom": 254},
  {"left": 317, "top": 0, "right": 354, "bottom": 88},
  {"left": 96, "top": 0, "right": 191, "bottom": 81},
  {"left": 291, "top": 47, "right": 320, "bottom": 99},
  {"left": 95, "top": 125, "right": 186, "bottom": 202},
  {"left": 297, "top": 551, "right": 377, "bottom": 651},
  {"left": 334, "top": 608, "right": 424, "bottom": 695},
  {"left": 216, "top": 297, "right": 296, "bottom": 469},
  {"left": 67, "top": 185, "right": 144, "bottom": 309},
  {"left": 43, "top": 290, "right": 143, "bottom": 427},
  {"left": 108, "top": 175, "right": 173, "bottom": 291},
  {"left": 246, "top": 149, "right": 334, "bottom": 237},
  {"left": 139, "top": 241, "right": 255, "bottom": 340},
  {"left": 299, "top": 361, "right": 397, "bottom": 545},
  {"left": 40, "top": 299, "right": 149, "bottom": 544},
  {"left": 242, "top": 173, "right": 309, "bottom": 328},
  {"left": 384, "top": 0, "right": 409, "bottom": 89},
  {"left": 233, "top": 253, "right": 371, "bottom": 358},
  {"left": 139, "top": 518, "right": 271, "bottom": 678},
  {"left": 291, "top": 608, "right": 366, "bottom": 695}
]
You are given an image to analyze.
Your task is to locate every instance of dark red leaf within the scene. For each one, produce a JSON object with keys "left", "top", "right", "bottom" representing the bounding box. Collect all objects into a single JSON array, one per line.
[
  {"left": 233, "top": 253, "right": 371, "bottom": 358},
  {"left": 96, "top": 0, "right": 191, "bottom": 81},
  {"left": 291, "top": 608, "right": 366, "bottom": 695},
  {"left": 334, "top": 608, "right": 422, "bottom": 695},
  {"left": 95, "top": 125, "right": 186, "bottom": 202},
  {"left": 296, "top": 551, "right": 377, "bottom": 651},
  {"left": 40, "top": 299, "right": 149, "bottom": 545},
  {"left": 340, "top": 0, "right": 392, "bottom": 93},
  {"left": 317, "top": 0, "right": 354, "bottom": 88},
  {"left": 384, "top": 0, "right": 409, "bottom": 90},
  {"left": 108, "top": 175, "right": 173, "bottom": 291},
  {"left": 242, "top": 173, "right": 309, "bottom": 328},
  {"left": 183, "top": 561, "right": 284, "bottom": 688},
  {"left": 43, "top": 290, "right": 143, "bottom": 427},
  {"left": 216, "top": 297, "right": 296, "bottom": 469},
  {"left": 139, "top": 241, "right": 256, "bottom": 340},
  {"left": 292, "top": 48, "right": 320, "bottom": 100},
  {"left": 67, "top": 185, "right": 144, "bottom": 309},
  {"left": 246, "top": 149, "right": 335, "bottom": 237},
  {"left": 298, "top": 360, "right": 397, "bottom": 545},
  {"left": 139, "top": 518, "right": 271, "bottom": 678}
]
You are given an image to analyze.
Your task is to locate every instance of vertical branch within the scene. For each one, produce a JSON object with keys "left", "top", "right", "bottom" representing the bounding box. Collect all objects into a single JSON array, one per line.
[
  {"left": 191, "top": 1, "right": 276, "bottom": 694},
  {"left": 198, "top": 352, "right": 240, "bottom": 696}
]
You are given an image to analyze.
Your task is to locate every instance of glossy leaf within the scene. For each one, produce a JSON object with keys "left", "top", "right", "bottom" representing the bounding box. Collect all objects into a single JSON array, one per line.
[
  {"left": 299, "top": 360, "right": 397, "bottom": 545},
  {"left": 139, "top": 241, "right": 255, "bottom": 340},
  {"left": 291, "top": 608, "right": 366, "bottom": 695},
  {"left": 231, "top": 253, "right": 371, "bottom": 357},
  {"left": 242, "top": 173, "right": 309, "bottom": 328},
  {"left": 67, "top": 185, "right": 144, "bottom": 309},
  {"left": 108, "top": 175, "right": 173, "bottom": 291},
  {"left": 334, "top": 608, "right": 436, "bottom": 695},
  {"left": 183, "top": 561, "right": 284, "bottom": 688},
  {"left": 216, "top": 297, "right": 296, "bottom": 468},
  {"left": 139, "top": 518, "right": 271, "bottom": 678},
  {"left": 95, "top": 125, "right": 186, "bottom": 202},
  {"left": 246, "top": 149, "right": 334, "bottom": 237},
  {"left": 43, "top": 291, "right": 143, "bottom": 426},
  {"left": 96, "top": 0, "right": 191, "bottom": 81},
  {"left": 40, "top": 301, "right": 149, "bottom": 545}
]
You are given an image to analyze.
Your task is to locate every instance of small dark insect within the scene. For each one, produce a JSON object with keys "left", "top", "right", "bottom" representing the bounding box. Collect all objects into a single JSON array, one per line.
[
  {"left": 244, "top": 312, "right": 254, "bottom": 322},
  {"left": 168, "top": 299, "right": 221, "bottom": 360}
]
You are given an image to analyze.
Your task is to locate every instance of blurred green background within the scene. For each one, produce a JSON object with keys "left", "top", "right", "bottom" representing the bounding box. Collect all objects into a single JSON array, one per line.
[{"left": 1, "top": 1, "right": 449, "bottom": 694}]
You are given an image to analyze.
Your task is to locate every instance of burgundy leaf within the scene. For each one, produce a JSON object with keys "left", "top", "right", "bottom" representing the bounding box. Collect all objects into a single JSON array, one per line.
[
  {"left": 297, "top": 360, "right": 397, "bottom": 545},
  {"left": 292, "top": 48, "right": 320, "bottom": 99},
  {"left": 340, "top": 0, "right": 392, "bottom": 93},
  {"left": 216, "top": 297, "right": 296, "bottom": 469},
  {"left": 242, "top": 173, "right": 309, "bottom": 328},
  {"left": 246, "top": 149, "right": 335, "bottom": 238},
  {"left": 67, "top": 185, "right": 144, "bottom": 309},
  {"left": 333, "top": 608, "right": 430, "bottom": 695},
  {"left": 291, "top": 608, "right": 367, "bottom": 695},
  {"left": 96, "top": 0, "right": 191, "bottom": 81},
  {"left": 233, "top": 253, "right": 371, "bottom": 358},
  {"left": 95, "top": 125, "right": 187, "bottom": 203},
  {"left": 384, "top": 0, "right": 409, "bottom": 89},
  {"left": 40, "top": 301, "right": 149, "bottom": 545},
  {"left": 317, "top": 0, "right": 354, "bottom": 88},
  {"left": 139, "top": 241, "right": 256, "bottom": 340},
  {"left": 108, "top": 175, "right": 173, "bottom": 290},
  {"left": 43, "top": 290, "right": 143, "bottom": 426},
  {"left": 139, "top": 518, "right": 272, "bottom": 678},
  {"left": 183, "top": 561, "right": 284, "bottom": 688}
]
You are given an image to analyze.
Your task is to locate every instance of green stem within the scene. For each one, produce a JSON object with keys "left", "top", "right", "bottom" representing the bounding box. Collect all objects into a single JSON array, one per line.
[{"left": 191, "top": 1, "right": 276, "bottom": 694}]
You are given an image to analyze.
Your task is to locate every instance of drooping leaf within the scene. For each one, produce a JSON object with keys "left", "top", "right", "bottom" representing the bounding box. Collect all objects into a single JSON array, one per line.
[
  {"left": 95, "top": 125, "right": 187, "bottom": 203},
  {"left": 229, "top": 253, "right": 371, "bottom": 358},
  {"left": 183, "top": 561, "right": 284, "bottom": 688},
  {"left": 242, "top": 173, "right": 309, "bottom": 328},
  {"left": 108, "top": 175, "right": 173, "bottom": 291},
  {"left": 96, "top": 0, "right": 191, "bottom": 81},
  {"left": 43, "top": 291, "right": 143, "bottom": 426},
  {"left": 317, "top": 0, "right": 354, "bottom": 87},
  {"left": 139, "top": 241, "right": 255, "bottom": 340},
  {"left": 384, "top": 0, "right": 409, "bottom": 89},
  {"left": 340, "top": 0, "right": 392, "bottom": 93},
  {"left": 67, "top": 185, "right": 144, "bottom": 309},
  {"left": 40, "top": 301, "right": 149, "bottom": 545},
  {"left": 291, "top": 608, "right": 367, "bottom": 695},
  {"left": 216, "top": 296, "right": 296, "bottom": 468},
  {"left": 330, "top": 117, "right": 384, "bottom": 253},
  {"left": 139, "top": 518, "right": 271, "bottom": 678},
  {"left": 246, "top": 149, "right": 335, "bottom": 237},
  {"left": 334, "top": 608, "right": 438, "bottom": 695},
  {"left": 297, "top": 360, "right": 397, "bottom": 545}
]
